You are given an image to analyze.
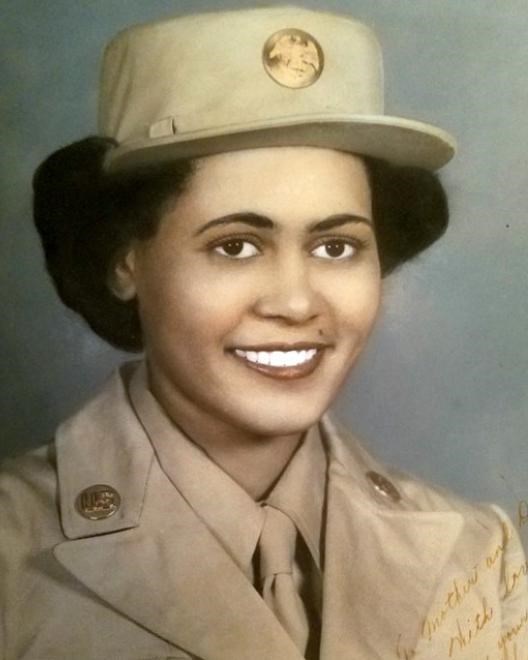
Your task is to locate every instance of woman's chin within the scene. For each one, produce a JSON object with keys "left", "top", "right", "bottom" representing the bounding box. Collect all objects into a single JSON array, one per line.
[{"left": 221, "top": 400, "right": 328, "bottom": 439}]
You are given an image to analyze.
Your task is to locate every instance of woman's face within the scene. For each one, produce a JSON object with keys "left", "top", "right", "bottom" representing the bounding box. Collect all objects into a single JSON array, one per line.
[{"left": 117, "top": 147, "right": 381, "bottom": 436}]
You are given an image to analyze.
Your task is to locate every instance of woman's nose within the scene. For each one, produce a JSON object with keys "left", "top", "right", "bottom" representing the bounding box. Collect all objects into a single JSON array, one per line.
[{"left": 252, "top": 257, "right": 322, "bottom": 325}]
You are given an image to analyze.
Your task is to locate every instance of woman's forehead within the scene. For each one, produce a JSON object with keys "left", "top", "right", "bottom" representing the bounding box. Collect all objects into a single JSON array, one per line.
[
  {"left": 193, "top": 146, "right": 367, "bottom": 178},
  {"left": 173, "top": 146, "right": 372, "bottom": 225}
]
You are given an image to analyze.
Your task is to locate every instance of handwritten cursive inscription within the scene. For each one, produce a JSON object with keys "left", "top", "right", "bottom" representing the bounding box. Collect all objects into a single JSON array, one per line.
[
  {"left": 518, "top": 501, "right": 528, "bottom": 530},
  {"left": 504, "top": 561, "right": 528, "bottom": 598},
  {"left": 486, "top": 522, "right": 513, "bottom": 569},
  {"left": 448, "top": 598, "right": 494, "bottom": 657},
  {"left": 497, "top": 609, "right": 528, "bottom": 653},
  {"left": 421, "top": 567, "right": 480, "bottom": 641},
  {"left": 395, "top": 634, "right": 416, "bottom": 659},
  {"left": 419, "top": 524, "right": 510, "bottom": 646},
  {"left": 395, "top": 516, "right": 528, "bottom": 658}
]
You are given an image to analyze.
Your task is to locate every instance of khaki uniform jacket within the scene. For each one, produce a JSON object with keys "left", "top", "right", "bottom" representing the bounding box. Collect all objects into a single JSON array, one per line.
[{"left": 1, "top": 365, "right": 527, "bottom": 660}]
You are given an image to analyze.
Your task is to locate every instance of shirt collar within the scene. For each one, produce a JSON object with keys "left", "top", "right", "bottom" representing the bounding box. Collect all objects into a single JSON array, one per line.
[
  {"left": 263, "top": 423, "right": 326, "bottom": 568},
  {"left": 128, "top": 361, "right": 326, "bottom": 576},
  {"left": 129, "top": 362, "right": 262, "bottom": 578}
]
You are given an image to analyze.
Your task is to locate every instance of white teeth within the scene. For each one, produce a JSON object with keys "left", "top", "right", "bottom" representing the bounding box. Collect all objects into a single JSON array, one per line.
[
  {"left": 285, "top": 352, "right": 298, "bottom": 367},
  {"left": 258, "top": 351, "right": 270, "bottom": 365},
  {"left": 234, "top": 348, "right": 319, "bottom": 367},
  {"left": 270, "top": 351, "right": 283, "bottom": 367}
]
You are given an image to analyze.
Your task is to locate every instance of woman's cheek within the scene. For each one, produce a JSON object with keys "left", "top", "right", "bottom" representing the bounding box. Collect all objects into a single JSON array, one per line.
[
  {"left": 327, "top": 263, "right": 381, "bottom": 327},
  {"left": 167, "top": 271, "right": 250, "bottom": 336}
]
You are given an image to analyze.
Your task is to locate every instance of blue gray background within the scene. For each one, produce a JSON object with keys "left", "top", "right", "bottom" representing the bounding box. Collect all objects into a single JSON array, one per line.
[{"left": 1, "top": 1, "right": 526, "bottom": 546}]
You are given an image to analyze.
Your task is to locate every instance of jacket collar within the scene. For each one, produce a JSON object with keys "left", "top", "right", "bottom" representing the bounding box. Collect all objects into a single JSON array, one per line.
[
  {"left": 319, "top": 417, "right": 464, "bottom": 658},
  {"left": 127, "top": 361, "right": 263, "bottom": 580},
  {"left": 56, "top": 363, "right": 153, "bottom": 539},
  {"left": 53, "top": 365, "right": 463, "bottom": 659}
]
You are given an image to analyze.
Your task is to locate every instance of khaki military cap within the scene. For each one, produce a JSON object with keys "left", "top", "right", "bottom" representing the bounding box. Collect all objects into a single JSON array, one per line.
[{"left": 99, "top": 5, "right": 456, "bottom": 171}]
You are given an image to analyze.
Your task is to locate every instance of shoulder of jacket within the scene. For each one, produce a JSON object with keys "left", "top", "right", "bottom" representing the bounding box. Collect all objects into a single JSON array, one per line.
[
  {"left": 393, "top": 465, "right": 519, "bottom": 543},
  {"left": 327, "top": 417, "right": 509, "bottom": 531},
  {"left": 0, "top": 443, "right": 61, "bottom": 539},
  {"left": 0, "top": 442, "right": 57, "bottom": 493}
]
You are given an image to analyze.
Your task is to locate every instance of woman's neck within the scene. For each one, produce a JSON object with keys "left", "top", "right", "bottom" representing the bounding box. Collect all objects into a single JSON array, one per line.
[{"left": 148, "top": 368, "right": 304, "bottom": 500}]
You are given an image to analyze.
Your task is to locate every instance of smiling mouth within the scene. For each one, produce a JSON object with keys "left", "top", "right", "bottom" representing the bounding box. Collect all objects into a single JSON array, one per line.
[{"left": 230, "top": 344, "right": 326, "bottom": 380}]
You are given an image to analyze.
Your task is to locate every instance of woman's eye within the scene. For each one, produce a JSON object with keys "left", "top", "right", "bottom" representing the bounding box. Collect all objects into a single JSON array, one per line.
[
  {"left": 213, "top": 239, "right": 260, "bottom": 259},
  {"left": 311, "top": 240, "right": 356, "bottom": 260}
]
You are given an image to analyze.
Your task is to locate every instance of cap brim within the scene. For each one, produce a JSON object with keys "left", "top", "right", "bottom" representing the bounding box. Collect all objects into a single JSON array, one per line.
[{"left": 104, "top": 114, "right": 456, "bottom": 172}]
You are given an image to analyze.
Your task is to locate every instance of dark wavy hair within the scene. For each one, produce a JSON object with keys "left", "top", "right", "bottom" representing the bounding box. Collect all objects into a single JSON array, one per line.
[{"left": 33, "top": 137, "right": 448, "bottom": 352}]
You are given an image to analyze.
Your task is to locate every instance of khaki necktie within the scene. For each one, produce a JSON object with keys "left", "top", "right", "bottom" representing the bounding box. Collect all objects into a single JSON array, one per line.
[{"left": 257, "top": 505, "right": 310, "bottom": 654}]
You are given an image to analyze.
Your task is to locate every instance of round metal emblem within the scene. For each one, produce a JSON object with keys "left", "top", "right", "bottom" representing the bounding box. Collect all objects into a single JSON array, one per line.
[
  {"left": 262, "top": 28, "right": 324, "bottom": 89},
  {"left": 366, "top": 471, "right": 401, "bottom": 503},
  {"left": 75, "top": 484, "right": 121, "bottom": 520}
]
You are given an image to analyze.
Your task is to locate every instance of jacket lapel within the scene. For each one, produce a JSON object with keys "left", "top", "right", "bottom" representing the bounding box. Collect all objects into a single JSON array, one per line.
[
  {"left": 53, "top": 365, "right": 304, "bottom": 660},
  {"left": 55, "top": 460, "right": 303, "bottom": 660},
  {"left": 319, "top": 418, "right": 464, "bottom": 659}
]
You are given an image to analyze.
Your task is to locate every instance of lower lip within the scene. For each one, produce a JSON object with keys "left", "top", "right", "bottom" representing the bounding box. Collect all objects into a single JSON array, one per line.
[{"left": 231, "top": 350, "right": 324, "bottom": 380}]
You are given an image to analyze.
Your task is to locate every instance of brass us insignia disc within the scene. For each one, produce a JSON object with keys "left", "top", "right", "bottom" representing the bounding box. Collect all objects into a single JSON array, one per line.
[
  {"left": 262, "top": 28, "right": 324, "bottom": 89},
  {"left": 76, "top": 484, "right": 121, "bottom": 520},
  {"left": 366, "top": 471, "right": 401, "bottom": 503}
]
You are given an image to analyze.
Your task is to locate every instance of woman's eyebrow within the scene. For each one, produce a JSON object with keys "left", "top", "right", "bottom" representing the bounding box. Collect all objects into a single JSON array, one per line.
[
  {"left": 194, "top": 212, "right": 372, "bottom": 236},
  {"left": 194, "top": 213, "right": 273, "bottom": 235},
  {"left": 308, "top": 214, "right": 372, "bottom": 232}
]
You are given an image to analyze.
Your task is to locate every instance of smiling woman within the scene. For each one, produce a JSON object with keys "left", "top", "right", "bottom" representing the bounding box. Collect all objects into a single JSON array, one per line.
[
  {"left": 110, "top": 149, "right": 380, "bottom": 453},
  {"left": 1, "top": 5, "right": 526, "bottom": 660},
  {"left": 106, "top": 148, "right": 383, "bottom": 498}
]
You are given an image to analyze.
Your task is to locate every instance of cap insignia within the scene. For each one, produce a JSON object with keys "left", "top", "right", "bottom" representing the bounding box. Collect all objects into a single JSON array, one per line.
[{"left": 262, "top": 28, "right": 324, "bottom": 89}]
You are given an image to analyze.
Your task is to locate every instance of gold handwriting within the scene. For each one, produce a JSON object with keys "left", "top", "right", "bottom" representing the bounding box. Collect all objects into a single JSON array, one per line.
[
  {"left": 395, "top": 519, "right": 526, "bottom": 658},
  {"left": 504, "top": 561, "right": 528, "bottom": 598},
  {"left": 448, "top": 598, "right": 494, "bottom": 657},
  {"left": 395, "top": 634, "right": 417, "bottom": 659},
  {"left": 518, "top": 501, "right": 528, "bottom": 530},
  {"left": 497, "top": 609, "right": 528, "bottom": 651},
  {"left": 486, "top": 522, "right": 513, "bottom": 569},
  {"left": 421, "top": 566, "right": 480, "bottom": 641},
  {"left": 446, "top": 567, "right": 480, "bottom": 608}
]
